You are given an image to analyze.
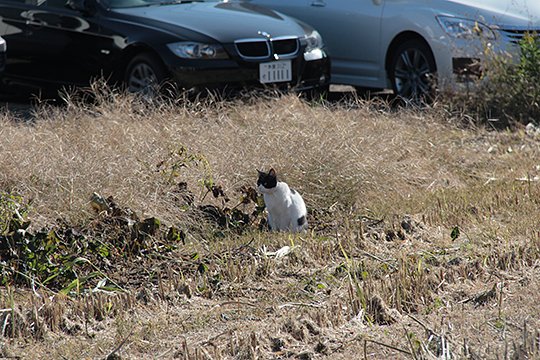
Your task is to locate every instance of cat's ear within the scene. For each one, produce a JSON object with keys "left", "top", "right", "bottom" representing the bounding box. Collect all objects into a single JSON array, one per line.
[
  {"left": 257, "top": 169, "right": 265, "bottom": 176},
  {"left": 268, "top": 168, "right": 276, "bottom": 177}
]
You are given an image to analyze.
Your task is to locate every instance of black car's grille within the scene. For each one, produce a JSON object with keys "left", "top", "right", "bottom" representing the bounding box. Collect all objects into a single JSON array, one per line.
[
  {"left": 235, "top": 37, "right": 299, "bottom": 59},
  {"left": 235, "top": 40, "right": 270, "bottom": 58},
  {"left": 499, "top": 28, "right": 540, "bottom": 44},
  {"left": 271, "top": 37, "right": 299, "bottom": 56}
]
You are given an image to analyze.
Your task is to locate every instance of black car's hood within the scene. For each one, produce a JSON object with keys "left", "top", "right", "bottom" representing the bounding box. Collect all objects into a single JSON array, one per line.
[{"left": 114, "top": 1, "right": 308, "bottom": 42}]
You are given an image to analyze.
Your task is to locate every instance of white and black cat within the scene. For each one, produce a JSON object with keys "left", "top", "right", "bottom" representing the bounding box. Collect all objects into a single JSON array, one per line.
[{"left": 257, "top": 168, "right": 308, "bottom": 233}]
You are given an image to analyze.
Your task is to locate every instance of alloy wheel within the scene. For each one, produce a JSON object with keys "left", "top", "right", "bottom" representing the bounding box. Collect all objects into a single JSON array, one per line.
[
  {"left": 127, "top": 62, "right": 160, "bottom": 96},
  {"left": 393, "top": 46, "right": 435, "bottom": 102}
]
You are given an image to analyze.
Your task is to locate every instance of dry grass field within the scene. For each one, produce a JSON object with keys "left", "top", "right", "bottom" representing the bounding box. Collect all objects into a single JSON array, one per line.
[{"left": 0, "top": 89, "right": 539, "bottom": 359}]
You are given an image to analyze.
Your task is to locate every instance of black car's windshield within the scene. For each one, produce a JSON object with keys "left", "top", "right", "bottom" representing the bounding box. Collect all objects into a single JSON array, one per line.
[{"left": 107, "top": 0, "right": 208, "bottom": 9}]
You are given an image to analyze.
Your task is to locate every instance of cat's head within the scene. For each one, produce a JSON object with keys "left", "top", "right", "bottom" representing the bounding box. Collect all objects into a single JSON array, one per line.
[{"left": 257, "top": 168, "right": 278, "bottom": 193}]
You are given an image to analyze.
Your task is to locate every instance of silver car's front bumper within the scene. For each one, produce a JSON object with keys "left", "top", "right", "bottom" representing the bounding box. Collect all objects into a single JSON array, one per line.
[{"left": 430, "top": 30, "right": 525, "bottom": 92}]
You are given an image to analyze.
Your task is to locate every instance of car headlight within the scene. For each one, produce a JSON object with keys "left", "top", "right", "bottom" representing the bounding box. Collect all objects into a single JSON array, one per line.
[
  {"left": 304, "top": 30, "right": 323, "bottom": 52},
  {"left": 0, "top": 37, "right": 6, "bottom": 53},
  {"left": 303, "top": 30, "right": 324, "bottom": 61},
  {"left": 436, "top": 16, "right": 496, "bottom": 40},
  {"left": 167, "top": 42, "right": 229, "bottom": 59}
]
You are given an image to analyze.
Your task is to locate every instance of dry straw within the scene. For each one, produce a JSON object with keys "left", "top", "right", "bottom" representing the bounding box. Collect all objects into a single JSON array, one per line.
[{"left": 0, "top": 87, "right": 539, "bottom": 359}]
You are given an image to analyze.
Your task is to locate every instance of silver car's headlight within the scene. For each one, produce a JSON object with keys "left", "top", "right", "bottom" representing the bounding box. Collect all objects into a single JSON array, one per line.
[
  {"left": 167, "top": 42, "right": 229, "bottom": 59},
  {"left": 436, "top": 16, "right": 496, "bottom": 40},
  {"left": 304, "top": 30, "right": 323, "bottom": 52}
]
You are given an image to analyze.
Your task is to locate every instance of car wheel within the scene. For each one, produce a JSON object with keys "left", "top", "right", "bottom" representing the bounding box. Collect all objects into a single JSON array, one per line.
[
  {"left": 125, "top": 53, "right": 168, "bottom": 97},
  {"left": 389, "top": 39, "right": 436, "bottom": 103}
]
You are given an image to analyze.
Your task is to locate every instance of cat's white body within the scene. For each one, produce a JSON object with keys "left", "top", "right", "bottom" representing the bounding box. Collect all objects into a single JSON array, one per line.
[{"left": 258, "top": 181, "right": 308, "bottom": 233}]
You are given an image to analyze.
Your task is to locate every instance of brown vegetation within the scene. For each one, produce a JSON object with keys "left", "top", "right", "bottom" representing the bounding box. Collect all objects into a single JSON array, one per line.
[{"left": 0, "top": 89, "right": 539, "bottom": 359}]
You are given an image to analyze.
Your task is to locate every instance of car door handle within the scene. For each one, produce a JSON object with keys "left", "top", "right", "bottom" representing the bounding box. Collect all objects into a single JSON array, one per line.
[{"left": 310, "top": 0, "right": 326, "bottom": 7}]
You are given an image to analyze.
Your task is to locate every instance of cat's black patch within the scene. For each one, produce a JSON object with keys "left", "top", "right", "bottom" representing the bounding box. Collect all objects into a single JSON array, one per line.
[
  {"left": 257, "top": 169, "right": 277, "bottom": 189},
  {"left": 297, "top": 215, "right": 306, "bottom": 227},
  {"left": 290, "top": 188, "right": 297, "bottom": 195}
]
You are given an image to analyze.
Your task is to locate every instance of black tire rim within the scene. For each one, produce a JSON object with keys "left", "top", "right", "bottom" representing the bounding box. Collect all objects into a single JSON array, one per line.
[
  {"left": 127, "top": 62, "right": 159, "bottom": 96},
  {"left": 393, "top": 48, "right": 434, "bottom": 102}
]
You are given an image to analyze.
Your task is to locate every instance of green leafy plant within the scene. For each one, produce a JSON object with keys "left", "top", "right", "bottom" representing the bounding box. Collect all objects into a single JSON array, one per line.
[
  {"left": 0, "top": 192, "right": 187, "bottom": 294},
  {"left": 0, "top": 192, "right": 30, "bottom": 236},
  {"left": 157, "top": 145, "right": 214, "bottom": 196},
  {"left": 450, "top": 226, "right": 460, "bottom": 241}
]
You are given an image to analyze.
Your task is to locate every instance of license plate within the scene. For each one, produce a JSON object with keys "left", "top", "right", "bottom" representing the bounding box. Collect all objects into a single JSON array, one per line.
[{"left": 259, "top": 60, "right": 292, "bottom": 84}]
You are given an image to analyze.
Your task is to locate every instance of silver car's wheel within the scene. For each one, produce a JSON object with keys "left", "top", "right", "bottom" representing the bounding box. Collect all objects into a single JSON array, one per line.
[
  {"left": 125, "top": 53, "right": 167, "bottom": 97},
  {"left": 390, "top": 39, "right": 436, "bottom": 103}
]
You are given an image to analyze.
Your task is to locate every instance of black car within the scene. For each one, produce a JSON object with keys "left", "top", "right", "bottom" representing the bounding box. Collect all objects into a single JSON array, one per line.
[{"left": 0, "top": 0, "right": 330, "bottom": 95}]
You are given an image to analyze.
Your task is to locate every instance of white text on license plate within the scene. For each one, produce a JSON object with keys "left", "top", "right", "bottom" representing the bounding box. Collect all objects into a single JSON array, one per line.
[{"left": 259, "top": 60, "right": 292, "bottom": 84}]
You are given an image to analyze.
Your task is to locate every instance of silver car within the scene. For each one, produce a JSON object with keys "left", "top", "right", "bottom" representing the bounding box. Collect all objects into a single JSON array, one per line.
[{"left": 248, "top": 0, "right": 540, "bottom": 101}]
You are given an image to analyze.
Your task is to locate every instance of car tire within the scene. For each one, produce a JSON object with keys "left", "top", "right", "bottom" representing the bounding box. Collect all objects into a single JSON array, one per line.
[
  {"left": 389, "top": 39, "right": 437, "bottom": 103},
  {"left": 125, "top": 53, "right": 169, "bottom": 96}
]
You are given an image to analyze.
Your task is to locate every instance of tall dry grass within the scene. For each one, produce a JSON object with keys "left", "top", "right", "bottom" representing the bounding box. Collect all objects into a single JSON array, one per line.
[
  {"left": 1, "top": 88, "right": 540, "bottom": 359},
  {"left": 3, "top": 88, "right": 536, "bottom": 229}
]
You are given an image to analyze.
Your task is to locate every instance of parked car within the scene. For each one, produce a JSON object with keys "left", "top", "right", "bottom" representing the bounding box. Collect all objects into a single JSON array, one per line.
[
  {"left": 0, "top": 0, "right": 329, "bottom": 96},
  {"left": 249, "top": 0, "right": 540, "bottom": 101},
  {"left": 0, "top": 36, "right": 5, "bottom": 74}
]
